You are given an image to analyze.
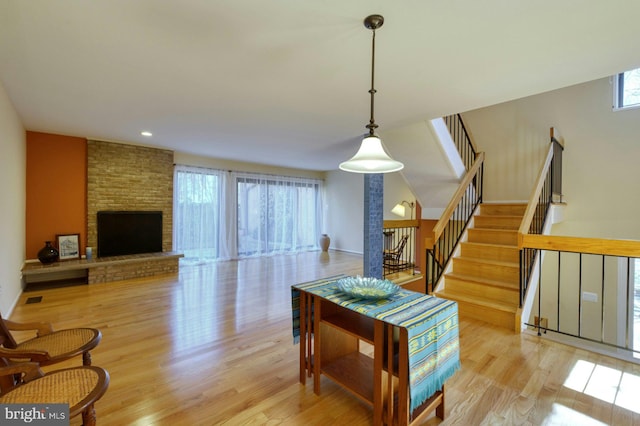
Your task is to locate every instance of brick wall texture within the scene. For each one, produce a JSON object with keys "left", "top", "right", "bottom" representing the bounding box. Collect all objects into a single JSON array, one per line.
[
  {"left": 88, "top": 258, "right": 180, "bottom": 284},
  {"left": 87, "top": 140, "right": 174, "bottom": 252}
]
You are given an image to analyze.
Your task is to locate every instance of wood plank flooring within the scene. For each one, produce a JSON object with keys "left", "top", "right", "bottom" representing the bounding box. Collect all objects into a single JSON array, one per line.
[{"left": 9, "top": 251, "right": 640, "bottom": 425}]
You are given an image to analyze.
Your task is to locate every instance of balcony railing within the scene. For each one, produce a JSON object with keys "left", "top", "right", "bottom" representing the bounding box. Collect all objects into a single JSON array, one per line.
[
  {"left": 382, "top": 220, "right": 418, "bottom": 278},
  {"left": 521, "top": 234, "right": 640, "bottom": 359}
]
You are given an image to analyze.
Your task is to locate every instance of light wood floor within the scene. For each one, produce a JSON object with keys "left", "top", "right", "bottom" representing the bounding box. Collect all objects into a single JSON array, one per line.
[{"left": 9, "top": 251, "right": 640, "bottom": 425}]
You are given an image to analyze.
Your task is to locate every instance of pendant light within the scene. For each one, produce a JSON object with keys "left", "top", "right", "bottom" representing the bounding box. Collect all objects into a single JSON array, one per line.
[{"left": 339, "top": 14, "right": 404, "bottom": 174}]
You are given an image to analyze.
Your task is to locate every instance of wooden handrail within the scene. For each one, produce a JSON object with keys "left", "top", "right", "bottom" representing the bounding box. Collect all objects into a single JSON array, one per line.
[
  {"left": 427, "top": 152, "right": 485, "bottom": 249},
  {"left": 517, "top": 142, "right": 554, "bottom": 248},
  {"left": 383, "top": 219, "right": 420, "bottom": 229},
  {"left": 521, "top": 234, "right": 640, "bottom": 257}
]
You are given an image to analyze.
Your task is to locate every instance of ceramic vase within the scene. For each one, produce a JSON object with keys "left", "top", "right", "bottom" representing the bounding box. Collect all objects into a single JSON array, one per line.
[
  {"left": 319, "top": 234, "right": 330, "bottom": 252},
  {"left": 37, "top": 241, "right": 59, "bottom": 264}
]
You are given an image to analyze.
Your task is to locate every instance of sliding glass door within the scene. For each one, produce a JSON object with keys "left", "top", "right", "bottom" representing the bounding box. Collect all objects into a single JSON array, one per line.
[
  {"left": 173, "top": 166, "right": 226, "bottom": 263},
  {"left": 174, "top": 167, "right": 323, "bottom": 260},
  {"left": 236, "top": 174, "right": 321, "bottom": 257}
]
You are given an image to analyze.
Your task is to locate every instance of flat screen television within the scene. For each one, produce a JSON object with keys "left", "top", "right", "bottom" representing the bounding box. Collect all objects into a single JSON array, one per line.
[{"left": 97, "top": 211, "right": 162, "bottom": 257}]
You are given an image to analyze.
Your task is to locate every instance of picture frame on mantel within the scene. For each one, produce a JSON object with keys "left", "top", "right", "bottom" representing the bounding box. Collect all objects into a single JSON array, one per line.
[{"left": 57, "top": 233, "right": 81, "bottom": 261}]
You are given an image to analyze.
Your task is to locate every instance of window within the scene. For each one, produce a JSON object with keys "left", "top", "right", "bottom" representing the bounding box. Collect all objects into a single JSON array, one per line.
[
  {"left": 235, "top": 173, "right": 323, "bottom": 256},
  {"left": 613, "top": 68, "right": 640, "bottom": 110},
  {"left": 173, "top": 166, "right": 227, "bottom": 263}
]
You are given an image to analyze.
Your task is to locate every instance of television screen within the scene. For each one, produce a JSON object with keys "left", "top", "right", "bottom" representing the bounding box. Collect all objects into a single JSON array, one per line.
[{"left": 97, "top": 211, "right": 162, "bottom": 257}]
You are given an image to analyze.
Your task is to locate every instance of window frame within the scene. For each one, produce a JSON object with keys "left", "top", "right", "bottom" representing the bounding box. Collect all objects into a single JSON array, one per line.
[{"left": 613, "top": 68, "right": 640, "bottom": 111}]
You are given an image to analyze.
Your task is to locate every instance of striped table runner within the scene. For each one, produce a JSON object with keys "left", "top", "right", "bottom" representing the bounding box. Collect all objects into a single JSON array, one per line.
[{"left": 291, "top": 276, "right": 460, "bottom": 412}]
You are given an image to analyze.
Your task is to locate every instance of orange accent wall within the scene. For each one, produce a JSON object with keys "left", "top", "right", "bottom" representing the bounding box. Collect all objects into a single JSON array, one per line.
[{"left": 26, "top": 131, "right": 87, "bottom": 259}]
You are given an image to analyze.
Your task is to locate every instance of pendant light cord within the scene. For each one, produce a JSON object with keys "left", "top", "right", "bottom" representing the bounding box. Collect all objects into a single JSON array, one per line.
[{"left": 366, "top": 29, "right": 378, "bottom": 136}]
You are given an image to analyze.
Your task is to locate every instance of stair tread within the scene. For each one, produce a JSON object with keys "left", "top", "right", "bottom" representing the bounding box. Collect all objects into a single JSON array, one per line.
[
  {"left": 470, "top": 228, "right": 517, "bottom": 233},
  {"left": 435, "top": 291, "right": 518, "bottom": 313},
  {"left": 456, "top": 256, "right": 519, "bottom": 268},
  {"left": 445, "top": 272, "right": 519, "bottom": 290},
  {"left": 475, "top": 213, "right": 523, "bottom": 220},
  {"left": 462, "top": 241, "right": 519, "bottom": 250},
  {"left": 480, "top": 203, "right": 527, "bottom": 210}
]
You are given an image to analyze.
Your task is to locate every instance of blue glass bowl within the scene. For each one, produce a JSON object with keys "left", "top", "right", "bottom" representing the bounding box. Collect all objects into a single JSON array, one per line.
[{"left": 336, "top": 276, "right": 400, "bottom": 300}]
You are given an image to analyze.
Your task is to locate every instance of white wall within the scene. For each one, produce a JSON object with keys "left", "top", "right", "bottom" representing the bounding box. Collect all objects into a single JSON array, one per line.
[
  {"left": 462, "top": 100, "right": 549, "bottom": 202},
  {"left": 174, "top": 152, "right": 325, "bottom": 180},
  {"left": 0, "top": 80, "right": 26, "bottom": 316},
  {"left": 381, "top": 120, "right": 461, "bottom": 218},
  {"left": 383, "top": 172, "right": 418, "bottom": 221},
  {"left": 324, "top": 169, "right": 416, "bottom": 254},
  {"left": 324, "top": 171, "right": 363, "bottom": 253},
  {"left": 463, "top": 76, "right": 640, "bottom": 240}
]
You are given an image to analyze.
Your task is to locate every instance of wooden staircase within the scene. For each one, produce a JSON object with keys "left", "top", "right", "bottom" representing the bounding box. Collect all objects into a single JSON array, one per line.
[{"left": 434, "top": 203, "right": 526, "bottom": 331}]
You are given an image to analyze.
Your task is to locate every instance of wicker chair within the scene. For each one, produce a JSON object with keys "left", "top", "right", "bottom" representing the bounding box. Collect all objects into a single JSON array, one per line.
[
  {"left": 0, "top": 362, "right": 109, "bottom": 426},
  {"left": 383, "top": 235, "right": 409, "bottom": 270},
  {"left": 0, "top": 315, "right": 102, "bottom": 366}
]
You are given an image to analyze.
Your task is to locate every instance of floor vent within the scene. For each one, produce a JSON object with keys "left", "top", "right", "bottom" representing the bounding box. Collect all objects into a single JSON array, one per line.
[{"left": 25, "top": 296, "right": 43, "bottom": 304}]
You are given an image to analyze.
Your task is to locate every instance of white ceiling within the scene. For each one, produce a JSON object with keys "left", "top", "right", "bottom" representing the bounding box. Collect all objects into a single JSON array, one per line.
[{"left": 1, "top": 1, "right": 639, "bottom": 171}]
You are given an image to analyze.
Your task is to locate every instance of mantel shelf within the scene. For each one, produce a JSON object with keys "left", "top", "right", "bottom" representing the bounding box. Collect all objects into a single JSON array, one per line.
[
  {"left": 22, "top": 251, "right": 183, "bottom": 276},
  {"left": 22, "top": 252, "right": 183, "bottom": 286}
]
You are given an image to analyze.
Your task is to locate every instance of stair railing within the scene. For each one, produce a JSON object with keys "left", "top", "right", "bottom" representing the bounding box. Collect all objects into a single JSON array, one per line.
[
  {"left": 425, "top": 152, "right": 484, "bottom": 293},
  {"left": 518, "top": 128, "right": 564, "bottom": 306},
  {"left": 444, "top": 113, "right": 478, "bottom": 171}
]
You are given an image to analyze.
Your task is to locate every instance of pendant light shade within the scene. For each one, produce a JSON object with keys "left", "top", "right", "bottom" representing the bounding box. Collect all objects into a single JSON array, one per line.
[
  {"left": 339, "top": 135, "right": 404, "bottom": 173},
  {"left": 339, "top": 14, "right": 404, "bottom": 174}
]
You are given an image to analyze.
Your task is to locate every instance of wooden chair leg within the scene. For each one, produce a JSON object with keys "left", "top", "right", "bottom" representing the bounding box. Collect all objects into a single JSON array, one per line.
[
  {"left": 82, "top": 403, "right": 96, "bottom": 426},
  {"left": 82, "top": 351, "right": 92, "bottom": 366}
]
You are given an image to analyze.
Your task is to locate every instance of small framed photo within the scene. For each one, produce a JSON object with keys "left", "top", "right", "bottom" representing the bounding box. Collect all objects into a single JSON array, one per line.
[{"left": 57, "top": 233, "right": 81, "bottom": 261}]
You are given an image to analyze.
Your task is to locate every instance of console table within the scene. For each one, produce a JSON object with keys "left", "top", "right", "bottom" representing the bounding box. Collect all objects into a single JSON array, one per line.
[
  {"left": 291, "top": 275, "right": 460, "bottom": 425},
  {"left": 22, "top": 251, "right": 183, "bottom": 286}
]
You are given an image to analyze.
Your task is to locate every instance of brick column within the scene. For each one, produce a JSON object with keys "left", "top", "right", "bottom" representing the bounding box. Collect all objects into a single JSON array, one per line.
[{"left": 363, "top": 173, "right": 383, "bottom": 278}]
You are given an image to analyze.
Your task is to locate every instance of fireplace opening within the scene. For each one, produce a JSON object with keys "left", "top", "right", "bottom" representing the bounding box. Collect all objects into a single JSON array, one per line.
[{"left": 97, "top": 211, "right": 162, "bottom": 257}]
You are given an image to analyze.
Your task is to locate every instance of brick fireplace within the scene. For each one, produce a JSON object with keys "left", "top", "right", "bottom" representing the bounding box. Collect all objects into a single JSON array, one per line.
[{"left": 86, "top": 140, "right": 173, "bottom": 253}]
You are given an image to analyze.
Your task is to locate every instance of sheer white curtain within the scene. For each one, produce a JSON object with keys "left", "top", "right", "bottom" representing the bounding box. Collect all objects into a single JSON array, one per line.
[
  {"left": 173, "top": 165, "right": 229, "bottom": 263},
  {"left": 233, "top": 172, "right": 323, "bottom": 257}
]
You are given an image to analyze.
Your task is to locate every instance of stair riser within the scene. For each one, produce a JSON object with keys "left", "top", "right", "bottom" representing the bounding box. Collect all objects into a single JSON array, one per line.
[
  {"left": 445, "top": 276, "right": 519, "bottom": 305},
  {"left": 480, "top": 204, "right": 527, "bottom": 216},
  {"left": 474, "top": 216, "right": 521, "bottom": 230},
  {"left": 460, "top": 243, "right": 519, "bottom": 263},
  {"left": 467, "top": 229, "right": 518, "bottom": 246},
  {"left": 453, "top": 259, "right": 519, "bottom": 283},
  {"left": 454, "top": 299, "right": 517, "bottom": 330}
]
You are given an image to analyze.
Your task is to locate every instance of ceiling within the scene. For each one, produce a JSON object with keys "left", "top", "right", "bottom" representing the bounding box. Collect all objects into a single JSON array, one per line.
[{"left": 1, "top": 1, "right": 639, "bottom": 171}]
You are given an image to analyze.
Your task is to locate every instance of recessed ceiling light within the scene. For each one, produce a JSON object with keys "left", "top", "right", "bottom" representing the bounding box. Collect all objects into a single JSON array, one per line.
[{"left": 141, "top": 131, "right": 153, "bottom": 137}]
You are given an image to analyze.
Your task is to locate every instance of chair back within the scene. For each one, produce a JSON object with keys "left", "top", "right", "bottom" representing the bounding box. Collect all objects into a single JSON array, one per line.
[
  {"left": 0, "top": 317, "right": 17, "bottom": 348},
  {"left": 392, "top": 235, "right": 409, "bottom": 260}
]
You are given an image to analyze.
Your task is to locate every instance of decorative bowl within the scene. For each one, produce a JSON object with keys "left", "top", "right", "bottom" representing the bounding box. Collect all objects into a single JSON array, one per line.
[{"left": 336, "top": 276, "right": 400, "bottom": 300}]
